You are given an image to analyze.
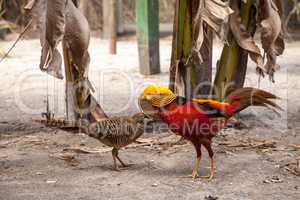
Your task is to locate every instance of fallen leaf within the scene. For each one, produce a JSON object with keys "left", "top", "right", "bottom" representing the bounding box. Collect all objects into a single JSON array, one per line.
[
  {"left": 289, "top": 144, "right": 300, "bottom": 150},
  {"left": 46, "top": 180, "right": 57, "bottom": 184},
  {"left": 205, "top": 195, "right": 218, "bottom": 200},
  {"left": 151, "top": 183, "right": 159, "bottom": 187},
  {"left": 63, "top": 147, "right": 111, "bottom": 154},
  {"left": 263, "top": 176, "right": 283, "bottom": 184},
  {"left": 135, "top": 138, "right": 155, "bottom": 144}
]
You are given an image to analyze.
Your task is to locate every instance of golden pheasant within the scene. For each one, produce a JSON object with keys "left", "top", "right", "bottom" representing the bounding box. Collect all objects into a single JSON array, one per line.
[{"left": 139, "top": 85, "right": 281, "bottom": 179}]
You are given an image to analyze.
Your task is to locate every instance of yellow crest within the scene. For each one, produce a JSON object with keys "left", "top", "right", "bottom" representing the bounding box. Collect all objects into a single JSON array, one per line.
[
  {"left": 142, "top": 85, "right": 176, "bottom": 107},
  {"left": 143, "top": 85, "right": 174, "bottom": 96}
]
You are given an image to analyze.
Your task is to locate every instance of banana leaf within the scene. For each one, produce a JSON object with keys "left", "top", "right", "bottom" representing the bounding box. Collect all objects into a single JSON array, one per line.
[{"left": 169, "top": 0, "right": 232, "bottom": 98}]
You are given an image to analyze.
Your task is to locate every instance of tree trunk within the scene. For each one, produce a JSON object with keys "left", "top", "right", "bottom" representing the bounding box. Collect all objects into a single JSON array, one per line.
[{"left": 213, "top": 0, "right": 256, "bottom": 99}]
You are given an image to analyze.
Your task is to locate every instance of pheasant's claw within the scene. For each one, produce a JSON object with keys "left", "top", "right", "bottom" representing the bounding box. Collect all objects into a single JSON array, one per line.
[
  {"left": 179, "top": 157, "right": 201, "bottom": 180},
  {"left": 200, "top": 157, "right": 215, "bottom": 181},
  {"left": 119, "top": 163, "right": 135, "bottom": 170},
  {"left": 200, "top": 173, "right": 214, "bottom": 181},
  {"left": 113, "top": 166, "right": 121, "bottom": 172},
  {"left": 112, "top": 159, "right": 121, "bottom": 171},
  {"left": 191, "top": 169, "right": 199, "bottom": 179}
]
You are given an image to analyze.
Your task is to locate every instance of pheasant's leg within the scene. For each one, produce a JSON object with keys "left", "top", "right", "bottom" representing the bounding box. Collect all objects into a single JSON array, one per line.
[
  {"left": 191, "top": 156, "right": 201, "bottom": 179},
  {"left": 205, "top": 156, "right": 215, "bottom": 181},
  {"left": 180, "top": 141, "right": 202, "bottom": 179},
  {"left": 112, "top": 148, "right": 127, "bottom": 168},
  {"left": 201, "top": 140, "right": 215, "bottom": 180},
  {"left": 112, "top": 148, "right": 120, "bottom": 171},
  {"left": 190, "top": 141, "right": 202, "bottom": 179},
  {"left": 116, "top": 155, "right": 127, "bottom": 168}
]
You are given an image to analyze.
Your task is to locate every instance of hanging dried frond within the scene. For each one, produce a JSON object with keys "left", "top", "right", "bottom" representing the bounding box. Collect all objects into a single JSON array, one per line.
[
  {"left": 170, "top": 0, "right": 232, "bottom": 97},
  {"left": 192, "top": 0, "right": 233, "bottom": 61},
  {"left": 40, "top": 0, "right": 67, "bottom": 79},
  {"left": 213, "top": 0, "right": 258, "bottom": 99},
  {"left": 227, "top": 0, "right": 285, "bottom": 82},
  {"left": 229, "top": 0, "right": 264, "bottom": 76},
  {"left": 25, "top": 0, "right": 66, "bottom": 79},
  {"left": 25, "top": 0, "right": 107, "bottom": 122},
  {"left": 259, "top": 0, "right": 285, "bottom": 82}
]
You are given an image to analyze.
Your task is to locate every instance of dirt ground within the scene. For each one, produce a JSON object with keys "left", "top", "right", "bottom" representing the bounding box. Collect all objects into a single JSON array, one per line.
[{"left": 0, "top": 37, "right": 299, "bottom": 200}]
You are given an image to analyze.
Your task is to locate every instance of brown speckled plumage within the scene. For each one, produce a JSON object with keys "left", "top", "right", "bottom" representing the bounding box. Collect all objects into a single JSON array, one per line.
[
  {"left": 87, "top": 113, "right": 147, "bottom": 170},
  {"left": 35, "top": 112, "right": 148, "bottom": 170}
]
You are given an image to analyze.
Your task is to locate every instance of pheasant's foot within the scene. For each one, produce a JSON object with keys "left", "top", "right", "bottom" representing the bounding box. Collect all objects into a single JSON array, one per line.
[
  {"left": 112, "top": 148, "right": 122, "bottom": 171},
  {"left": 113, "top": 166, "right": 121, "bottom": 171},
  {"left": 201, "top": 157, "right": 215, "bottom": 181},
  {"left": 191, "top": 169, "right": 199, "bottom": 179},
  {"left": 112, "top": 156, "right": 120, "bottom": 171},
  {"left": 116, "top": 155, "right": 128, "bottom": 168},
  {"left": 179, "top": 157, "right": 201, "bottom": 180},
  {"left": 200, "top": 173, "right": 214, "bottom": 181}
]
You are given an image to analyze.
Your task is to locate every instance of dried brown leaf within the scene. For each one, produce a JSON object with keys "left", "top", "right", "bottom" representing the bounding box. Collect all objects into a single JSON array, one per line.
[
  {"left": 229, "top": 0, "right": 264, "bottom": 76},
  {"left": 192, "top": 0, "right": 233, "bottom": 61},
  {"left": 39, "top": 0, "right": 67, "bottom": 79},
  {"left": 259, "top": 0, "right": 285, "bottom": 82},
  {"left": 24, "top": 0, "right": 36, "bottom": 10}
]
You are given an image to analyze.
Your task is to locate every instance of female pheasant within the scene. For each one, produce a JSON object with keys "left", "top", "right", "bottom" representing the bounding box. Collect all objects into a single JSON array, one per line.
[
  {"left": 36, "top": 113, "right": 148, "bottom": 170},
  {"left": 139, "top": 85, "right": 281, "bottom": 179},
  {"left": 87, "top": 113, "right": 148, "bottom": 170}
]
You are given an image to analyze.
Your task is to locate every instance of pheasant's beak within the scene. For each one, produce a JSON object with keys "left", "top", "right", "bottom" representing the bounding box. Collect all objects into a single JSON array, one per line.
[
  {"left": 141, "top": 94, "right": 153, "bottom": 101},
  {"left": 140, "top": 94, "right": 147, "bottom": 100}
]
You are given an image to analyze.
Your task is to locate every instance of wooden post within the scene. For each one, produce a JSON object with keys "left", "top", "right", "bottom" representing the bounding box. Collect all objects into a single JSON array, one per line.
[
  {"left": 103, "top": 0, "right": 118, "bottom": 54},
  {"left": 136, "top": 0, "right": 160, "bottom": 75},
  {"left": 117, "top": 0, "right": 124, "bottom": 34}
]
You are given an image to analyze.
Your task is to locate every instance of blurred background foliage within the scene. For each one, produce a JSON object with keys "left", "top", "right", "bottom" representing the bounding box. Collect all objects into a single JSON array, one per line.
[{"left": 0, "top": 0, "right": 299, "bottom": 39}]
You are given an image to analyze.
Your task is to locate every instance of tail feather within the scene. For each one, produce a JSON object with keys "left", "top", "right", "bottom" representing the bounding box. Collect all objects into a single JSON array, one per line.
[{"left": 225, "top": 87, "right": 281, "bottom": 114}]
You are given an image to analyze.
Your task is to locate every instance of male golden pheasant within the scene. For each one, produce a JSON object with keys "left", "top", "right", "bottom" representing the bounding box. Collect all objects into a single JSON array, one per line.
[{"left": 139, "top": 85, "right": 281, "bottom": 180}]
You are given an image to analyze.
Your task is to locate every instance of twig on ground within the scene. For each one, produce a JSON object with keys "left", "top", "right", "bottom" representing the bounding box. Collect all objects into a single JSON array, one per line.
[
  {"left": 218, "top": 138, "right": 277, "bottom": 149},
  {"left": 288, "top": 144, "right": 300, "bottom": 150}
]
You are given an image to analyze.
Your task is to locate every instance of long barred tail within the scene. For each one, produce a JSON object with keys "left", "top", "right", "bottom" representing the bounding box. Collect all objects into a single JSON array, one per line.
[
  {"left": 33, "top": 117, "right": 87, "bottom": 131},
  {"left": 225, "top": 87, "right": 282, "bottom": 114}
]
